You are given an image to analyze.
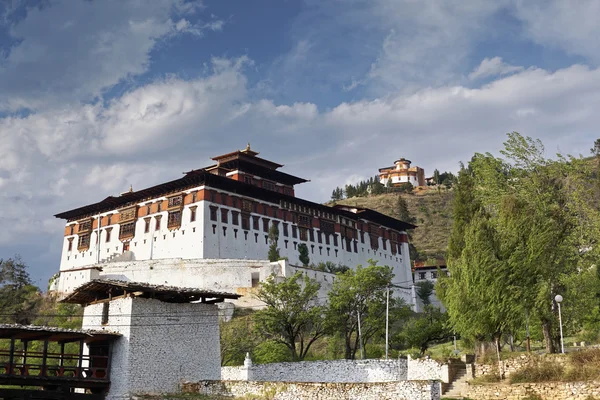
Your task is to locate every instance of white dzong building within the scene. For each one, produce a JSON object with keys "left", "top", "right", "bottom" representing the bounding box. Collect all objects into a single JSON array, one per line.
[{"left": 52, "top": 145, "right": 416, "bottom": 305}]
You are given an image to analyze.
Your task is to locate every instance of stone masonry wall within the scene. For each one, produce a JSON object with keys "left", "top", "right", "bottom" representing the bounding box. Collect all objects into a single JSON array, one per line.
[
  {"left": 475, "top": 353, "right": 568, "bottom": 378},
  {"left": 184, "top": 380, "right": 441, "bottom": 400},
  {"left": 467, "top": 381, "right": 600, "bottom": 400},
  {"left": 407, "top": 356, "right": 451, "bottom": 383},
  {"left": 221, "top": 359, "right": 408, "bottom": 383}
]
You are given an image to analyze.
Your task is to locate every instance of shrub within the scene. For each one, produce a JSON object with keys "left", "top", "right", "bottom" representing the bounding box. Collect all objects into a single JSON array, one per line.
[
  {"left": 469, "top": 373, "right": 501, "bottom": 384},
  {"left": 569, "top": 348, "right": 600, "bottom": 366},
  {"left": 563, "top": 348, "right": 600, "bottom": 381},
  {"left": 509, "top": 361, "right": 564, "bottom": 383},
  {"left": 520, "top": 394, "right": 543, "bottom": 400}
]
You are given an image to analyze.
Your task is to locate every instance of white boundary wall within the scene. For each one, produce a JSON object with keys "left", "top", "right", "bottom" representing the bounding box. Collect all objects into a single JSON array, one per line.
[{"left": 222, "top": 359, "right": 408, "bottom": 383}]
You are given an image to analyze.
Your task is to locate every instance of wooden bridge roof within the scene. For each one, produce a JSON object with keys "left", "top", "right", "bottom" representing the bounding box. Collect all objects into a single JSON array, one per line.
[{"left": 0, "top": 324, "right": 120, "bottom": 343}]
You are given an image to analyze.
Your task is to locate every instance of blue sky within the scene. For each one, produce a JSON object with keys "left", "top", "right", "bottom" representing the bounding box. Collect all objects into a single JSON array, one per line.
[{"left": 1, "top": 0, "right": 599, "bottom": 286}]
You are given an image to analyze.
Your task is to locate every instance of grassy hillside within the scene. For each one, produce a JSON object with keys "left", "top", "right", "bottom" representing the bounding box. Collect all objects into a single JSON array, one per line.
[{"left": 330, "top": 188, "right": 454, "bottom": 260}]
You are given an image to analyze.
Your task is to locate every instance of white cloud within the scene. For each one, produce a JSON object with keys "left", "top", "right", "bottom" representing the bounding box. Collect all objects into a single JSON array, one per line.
[
  {"left": 469, "top": 57, "right": 524, "bottom": 80},
  {"left": 515, "top": 0, "right": 600, "bottom": 63},
  {"left": 0, "top": 0, "right": 216, "bottom": 111},
  {"left": 2, "top": 62, "right": 599, "bottom": 253}
]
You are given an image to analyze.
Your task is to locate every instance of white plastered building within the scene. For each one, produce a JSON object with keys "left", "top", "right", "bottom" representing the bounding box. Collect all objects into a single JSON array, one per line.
[{"left": 52, "top": 146, "right": 416, "bottom": 306}]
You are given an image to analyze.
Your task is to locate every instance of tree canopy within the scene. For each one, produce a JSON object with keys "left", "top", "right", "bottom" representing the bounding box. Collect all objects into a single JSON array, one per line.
[
  {"left": 253, "top": 272, "right": 326, "bottom": 361},
  {"left": 439, "top": 132, "right": 600, "bottom": 354}
]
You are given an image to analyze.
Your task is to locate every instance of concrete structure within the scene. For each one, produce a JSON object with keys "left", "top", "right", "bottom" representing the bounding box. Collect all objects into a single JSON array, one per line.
[
  {"left": 379, "top": 158, "right": 426, "bottom": 187},
  {"left": 412, "top": 259, "right": 448, "bottom": 312},
  {"left": 63, "top": 279, "right": 240, "bottom": 400},
  {"left": 52, "top": 145, "right": 416, "bottom": 305}
]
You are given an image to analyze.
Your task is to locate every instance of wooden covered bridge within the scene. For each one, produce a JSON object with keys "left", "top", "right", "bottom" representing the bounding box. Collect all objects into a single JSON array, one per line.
[{"left": 0, "top": 324, "right": 120, "bottom": 399}]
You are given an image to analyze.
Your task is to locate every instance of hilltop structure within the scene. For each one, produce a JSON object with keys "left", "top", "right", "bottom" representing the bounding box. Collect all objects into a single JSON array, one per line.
[
  {"left": 379, "top": 158, "right": 426, "bottom": 187},
  {"left": 51, "top": 145, "right": 416, "bottom": 305}
]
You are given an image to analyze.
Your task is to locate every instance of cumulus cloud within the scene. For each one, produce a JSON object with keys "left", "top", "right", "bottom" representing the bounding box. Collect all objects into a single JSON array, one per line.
[
  {"left": 0, "top": 0, "right": 218, "bottom": 111},
  {"left": 1, "top": 0, "right": 600, "bottom": 287},
  {"left": 469, "top": 57, "right": 524, "bottom": 80}
]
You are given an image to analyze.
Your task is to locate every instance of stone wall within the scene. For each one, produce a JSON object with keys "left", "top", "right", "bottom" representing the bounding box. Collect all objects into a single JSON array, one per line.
[
  {"left": 184, "top": 380, "right": 441, "bottom": 400},
  {"left": 83, "top": 297, "right": 221, "bottom": 400},
  {"left": 467, "top": 381, "right": 600, "bottom": 400},
  {"left": 407, "top": 356, "right": 452, "bottom": 383},
  {"left": 221, "top": 358, "right": 408, "bottom": 383},
  {"left": 475, "top": 353, "right": 568, "bottom": 378}
]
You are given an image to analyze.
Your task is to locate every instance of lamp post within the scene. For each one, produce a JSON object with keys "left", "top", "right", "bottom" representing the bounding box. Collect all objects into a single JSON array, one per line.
[{"left": 555, "top": 294, "right": 565, "bottom": 354}]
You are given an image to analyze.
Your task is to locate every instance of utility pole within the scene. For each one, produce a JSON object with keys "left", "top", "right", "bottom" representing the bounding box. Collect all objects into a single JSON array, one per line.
[
  {"left": 357, "top": 308, "right": 364, "bottom": 359},
  {"left": 96, "top": 215, "right": 102, "bottom": 264},
  {"left": 385, "top": 284, "right": 390, "bottom": 360}
]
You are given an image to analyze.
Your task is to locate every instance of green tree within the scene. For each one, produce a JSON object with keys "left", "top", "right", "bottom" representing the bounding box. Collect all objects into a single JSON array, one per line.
[
  {"left": 591, "top": 138, "right": 600, "bottom": 157},
  {"left": 445, "top": 163, "right": 481, "bottom": 261},
  {"left": 267, "top": 225, "right": 281, "bottom": 262},
  {"left": 298, "top": 243, "right": 310, "bottom": 266},
  {"left": 326, "top": 261, "right": 407, "bottom": 359},
  {"left": 415, "top": 281, "right": 434, "bottom": 306},
  {"left": 253, "top": 272, "right": 326, "bottom": 361},
  {"left": 395, "top": 195, "right": 412, "bottom": 223},
  {"left": 433, "top": 169, "right": 440, "bottom": 185},
  {"left": 438, "top": 211, "right": 522, "bottom": 364},
  {"left": 441, "top": 132, "right": 590, "bottom": 355},
  {"left": 220, "top": 313, "right": 258, "bottom": 366},
  {"left": 0, "top": 256, "right": 41, "bottom": 325},
  {"left": 395, "top": 305, "right": 452, "bottom": 355}
]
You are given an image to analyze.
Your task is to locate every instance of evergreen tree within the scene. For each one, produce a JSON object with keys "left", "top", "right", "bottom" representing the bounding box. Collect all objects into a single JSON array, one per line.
[
  {"left": 445, "top": 164, "right": 481, "bottom": 261},
  {"left": 395, "top": 195, "right": 412, "bottom": 223},
  {"left": 0, "top": 256, "right": 41, "bottom": 325},
  {"left": 298, "top": 243, "right": 310, "bottom": 266},
  {"left": 415, "top": 281, "right": 434, "bottom": 306},
  {"left": 433, "top": 169, "right": 440, "bottom": 185},
  {"left": 267, "top": 225, "right": 281, "bottom": 262},
  {"left": 438, "top": 211, "right": 522, "bottom": 365}
]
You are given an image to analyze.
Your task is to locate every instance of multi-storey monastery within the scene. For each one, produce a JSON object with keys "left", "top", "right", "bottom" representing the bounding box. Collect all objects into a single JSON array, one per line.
[
  {"left": 52, "top": 145, "right": 416, "bottom": 305},
  {"left": 379, "top": 158, "right": 426, "bottom": 187}
]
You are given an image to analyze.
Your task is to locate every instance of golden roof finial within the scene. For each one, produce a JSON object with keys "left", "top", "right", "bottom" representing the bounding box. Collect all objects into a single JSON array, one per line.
[
  {"left": 245, "top": 142, "right": 251, "bottom": 151},
  {"left": 129, "top": 184, "right": 133, "bottom": 193}
]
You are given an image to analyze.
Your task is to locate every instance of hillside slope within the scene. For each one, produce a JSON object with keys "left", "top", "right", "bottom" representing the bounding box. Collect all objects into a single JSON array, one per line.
[{"left": 331, "top": 189, "right": 454, "bottom": 260}]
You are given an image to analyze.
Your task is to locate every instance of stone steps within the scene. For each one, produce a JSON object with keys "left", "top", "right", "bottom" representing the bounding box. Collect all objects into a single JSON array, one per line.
[{"left": 443, "top": 369, "right": 469, "bottom": 398}]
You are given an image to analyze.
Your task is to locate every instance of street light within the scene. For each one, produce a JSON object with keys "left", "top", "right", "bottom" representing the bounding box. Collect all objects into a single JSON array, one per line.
[{"left": 555, "top": 294, "right": 565, "bottom": 354}]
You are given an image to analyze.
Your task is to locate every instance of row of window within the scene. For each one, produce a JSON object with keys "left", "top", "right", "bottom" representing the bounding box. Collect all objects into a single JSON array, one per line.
[
  {"left": 417, "top": 271, "right": 448, "bottom": 280},
  {"left": 207, "top": 222, "right": 402, "bottom": 262},
  {"left": 208, "top": 206, "right": 404, "bottom": 255},
  {"left": 242, "top": 175, "right": 293, "bottom": 195}
]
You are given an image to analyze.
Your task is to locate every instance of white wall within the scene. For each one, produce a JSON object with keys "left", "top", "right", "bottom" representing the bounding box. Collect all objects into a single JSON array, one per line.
[
  {"left": 222, "top": 359, "right": 408, "bottom": 383},
  {"left": 58, "top": 186, "right": 412, "bottom": 290},
  {"left": 83, "top": 297, "right": 221, "bottom": 399},
  {"left": 57, "top": 258, "right": 413, "bottom": 307}
]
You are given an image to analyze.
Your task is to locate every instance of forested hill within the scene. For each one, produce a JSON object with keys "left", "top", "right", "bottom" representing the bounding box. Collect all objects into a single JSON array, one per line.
[{"left": 329, "top": 188, "right": 454, "bottom": 260}]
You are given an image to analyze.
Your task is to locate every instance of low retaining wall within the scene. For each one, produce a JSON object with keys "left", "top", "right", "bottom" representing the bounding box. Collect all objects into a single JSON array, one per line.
[
  {"left": 475, "top": 354, "right": 568, "bottom": 378},
  {"left": 467, "top": 381, "right": 600, "bottom": 400},
  {"left": 406, "top": 356, "right": 462, "bottom": 383},
  {"left": 184, "top": 380, "right": 442, "bottom": 400},
  {"left": 221, "top": 359, "right": 408, "bottom": 383}
]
